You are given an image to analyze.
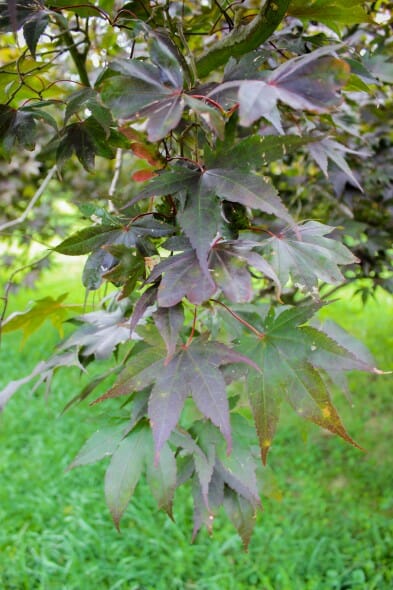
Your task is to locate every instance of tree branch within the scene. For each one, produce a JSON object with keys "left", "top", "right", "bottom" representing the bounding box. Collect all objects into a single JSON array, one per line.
[
  {"left": 195, "top": 0, "right": 290, "bottom": 78},
  {"left": 54, "top": 15, "right": 91, "bottom": 87},
  {"left": 0, "top": 166, "right": 57, "bottom": 233}
]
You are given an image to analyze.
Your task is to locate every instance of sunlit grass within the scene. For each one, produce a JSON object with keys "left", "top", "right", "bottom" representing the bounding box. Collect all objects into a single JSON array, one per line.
[{"left": 0, "top": 279, "right": 392, "bottom": 589}]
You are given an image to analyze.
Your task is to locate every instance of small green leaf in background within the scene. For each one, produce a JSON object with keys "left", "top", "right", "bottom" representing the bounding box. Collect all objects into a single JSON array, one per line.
[
  {"left": 288, "top": 0, "right": 371, "bottom": 32},
  {"left": 1, "top": 293, "right": 74, "bottom": 344}
]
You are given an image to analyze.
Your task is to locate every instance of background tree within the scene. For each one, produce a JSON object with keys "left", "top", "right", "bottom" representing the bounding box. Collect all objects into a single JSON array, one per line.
[{"left": 0, "top": 0, "right": 391, "bottom": 545}]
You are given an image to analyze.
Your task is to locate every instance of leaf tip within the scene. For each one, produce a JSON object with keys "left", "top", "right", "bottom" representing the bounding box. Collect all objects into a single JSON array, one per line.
[
  {"left": 110, "top": 509, "right": 122, "bottom": 532},
  {"left": 154, "top": 449, "right": 161, "bottom": 467},
  {"left": 113, "top": 519, "right": 121, "bottom": 533},
  {"left": 64, "top": 462, "right": 73, "bottom": 473},
  {"left": 261, "top": 443, "right": 271, "bottom": 466},
  {"left": 372, "top": 367, "right": 392, "bottom": 375}
]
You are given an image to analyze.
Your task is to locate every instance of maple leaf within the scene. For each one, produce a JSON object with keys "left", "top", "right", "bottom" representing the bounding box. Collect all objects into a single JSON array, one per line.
[
  {"left": 146, "top": 249, "right": 216, "bottom": 306},
  {"left": 192, "top": 470, "right": 224, "bottom": 540},
  {"left": 129, "top": 285, "right": 159, "bottom": 334},
  {"left": 266, "top": 47, "right": 350, "bottom": 112},
  {"left": 128, "top": 163, "right": 291, "bottom": 271},
  {"left": 210, "top": 46, "right": 350, "bottom": 128},
  {"left": 206, "top": 134, "right": 318, "bottom": 171},
  {"left": 93, "top": 338, "right": 259, "bottom": 460},
  {"left": 55, "top": 217, "right": 173, "bottom": 292},
  {"left": 100, "top": 57, "right": 180, "bottom": 112},
  {"left": 146, "top": 439, "right": 177, "bottom": 517},
  {"left": 171, "top": 429, "right": 215, "bottom": 506},
  {"left": 71, "top": 412, "right": 177, "bottom": 525},
  {"left": 238, "top": 304, "right": 377, "bottom": 463},
  {"left": 208, "top": 240, "right": 280, "bottom": 302},
  {"left": 60, "top": 308, "right": 133, "bottom": 360},
  {"left": 104, "top": 422, "right": 151, "bottom": 529},
  {"left": 260, "top": 221, "right": 359, "bottom": 292},
  {"left": 56, "top": 118, "right": 128, "bottom": 171},
  {"left": 0, "top": 351, "right": 83, "bottom": 411},
  {"left": 153, "top": 304, "right": 184, "bottom": 358},
  {"left": 55, "top": 218, "right": 174, "bottom": 256},
  {"left": 99, "top": 53, "right": 185, "bottom": 141},
  {"left": 68, "top": 424, "right": 128, "bottom": 470},
  {"left": 183, "top": 417, "right": 260, "bottom": 546},
  {"left": 223, "top": 489, "right": 256, "bottom": 549},
  {"left": 1, "top": 293, "right": 73, "bottom": 343},
  {"left": 0, "top": 103, "right": 49, "bottom": 153},
  {"left": 176, "top": 187, "right": 221, "bottom": 274},
  {"left": 308, "top": 137, "right": 366, "bottom": 191},
  {"left": 201, "top": 168, "right": 292, "bottom": 223},
  {"left": 64, "top": 88, "right": 113, "bottom": 135},
  {"left": 99, "top": 35, "right": 224, "bottom": 143},
  {"left": 101, "top": 245, "right": 146, "bottom": 299}
]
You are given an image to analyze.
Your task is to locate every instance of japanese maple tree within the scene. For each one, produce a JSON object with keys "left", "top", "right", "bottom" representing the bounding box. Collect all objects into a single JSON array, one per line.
[{"left": 0, "top": 0, "right": 391, "bottom": 545}]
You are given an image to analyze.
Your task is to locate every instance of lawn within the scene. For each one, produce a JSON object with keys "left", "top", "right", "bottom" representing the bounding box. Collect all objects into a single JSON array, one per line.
[{"left": 0, "top": 268, "right": 392, "bottom": 590}]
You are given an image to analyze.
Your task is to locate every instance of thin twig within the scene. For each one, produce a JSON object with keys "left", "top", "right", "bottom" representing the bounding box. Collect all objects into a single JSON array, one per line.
[
  {"left": 0, "top": 253, "right": 51, "bottom": 347},
  {"left": 54, "top": 14, "right": 91, "bottom": 86},
  {"left": 176, "top": 19, "right": 198, "bottom": 84},
  {"left": 0, "top": 166, "right": 57, "bottom": 232},
  {"left": 108, "top": 148, "right": 123, "bottom": 213}
]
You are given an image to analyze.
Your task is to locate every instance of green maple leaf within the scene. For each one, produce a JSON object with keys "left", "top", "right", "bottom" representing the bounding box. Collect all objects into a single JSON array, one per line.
[
  {"left": 2, "top": 293, "right": 73, "bottom": 344},
  {"left": 104, "top": 422, "right": 151, "bottom": 529},
  {"left": 238, "top": 304, "right": 376, "bottom": 463}
]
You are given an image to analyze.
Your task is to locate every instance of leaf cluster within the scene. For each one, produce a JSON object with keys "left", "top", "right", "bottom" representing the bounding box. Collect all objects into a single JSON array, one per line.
[{"left": 0, "top": 0, "right": 391, "bottom": 545}]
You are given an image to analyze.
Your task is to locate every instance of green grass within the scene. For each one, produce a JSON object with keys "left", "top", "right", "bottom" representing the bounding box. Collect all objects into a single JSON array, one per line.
[{"left": 0, "top": 278, "right": 392, "bottom": 590}]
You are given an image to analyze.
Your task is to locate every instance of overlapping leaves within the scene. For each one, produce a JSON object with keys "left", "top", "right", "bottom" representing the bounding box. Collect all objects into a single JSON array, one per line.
[
  {"left": 173, "top": 416, "right": 261, "bottom": 547},
  {"left": 209, "top": 240, "right": 280, "bottom": 302},
  {"left": 99, "top": 34, "right": 225, "bottom": 142},
  {"left": 128, "top": 162, "right": 291, "bottom": 275},
  {"left": 55, "top": 216, "right": 174, "bottom": 291},
  {"left": 0, "top": 1, "right": 49, "bottom": 57},
  {"left": 93, "top": 338, "right": 259, "bottom": 460},
  {"left": 69, "top": 415, "right": 264, "bottom": 545},
  {"left": 0, "top": 103, "right": 56, "bottom": 154},
  {"left": 56, "top": 117, "right": 129, "bottom": 171},
  {"left": 0, "top": 0, "right": 388, "bottom": 549},
  {"left": 70, "top": 421, "right": 177, "bottom": 527}
]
